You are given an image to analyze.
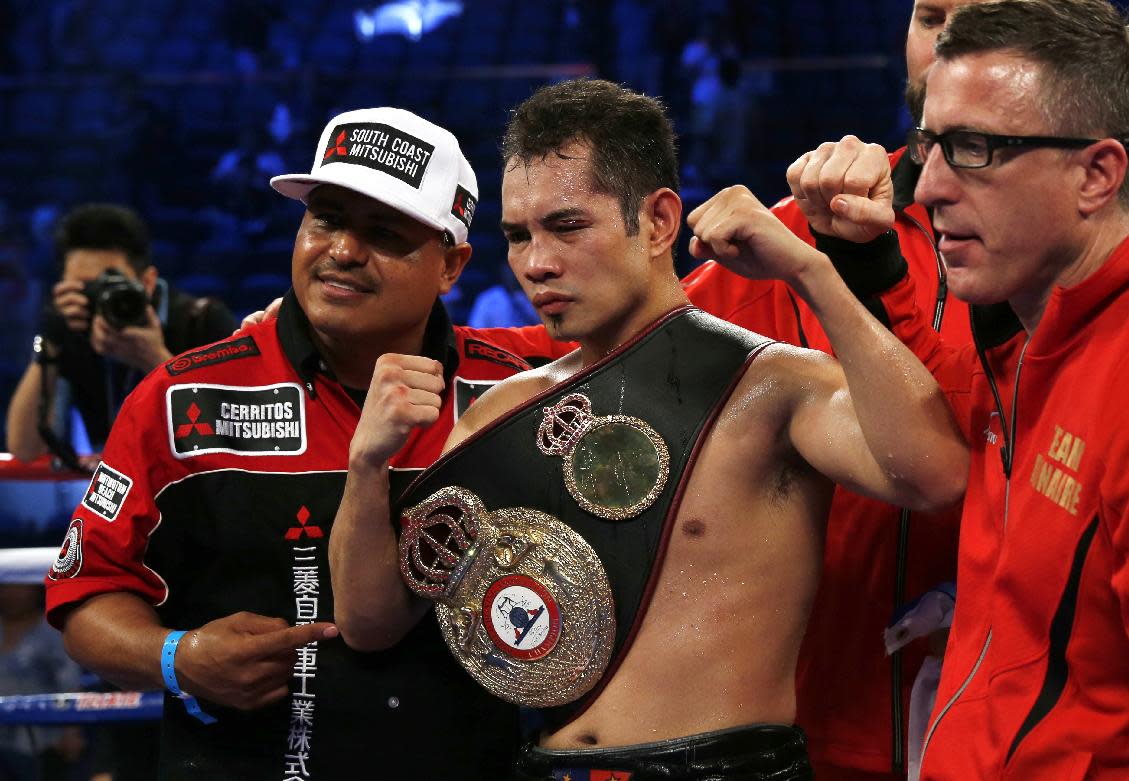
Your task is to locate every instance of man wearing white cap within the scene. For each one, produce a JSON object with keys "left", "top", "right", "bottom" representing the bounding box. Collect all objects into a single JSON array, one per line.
[{"left": 44, "top": 107, "right": 552, "bottom": 778}]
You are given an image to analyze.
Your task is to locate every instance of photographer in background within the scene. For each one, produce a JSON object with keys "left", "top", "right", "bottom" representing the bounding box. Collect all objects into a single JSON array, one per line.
[{"left": 5, "top": 204, "right": 236, "bottom": 468}]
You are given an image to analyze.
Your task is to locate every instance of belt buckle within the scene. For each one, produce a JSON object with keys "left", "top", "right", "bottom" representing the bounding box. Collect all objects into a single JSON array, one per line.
[{"left": 400, "top": 486, "right": 616, "bottom": 706}]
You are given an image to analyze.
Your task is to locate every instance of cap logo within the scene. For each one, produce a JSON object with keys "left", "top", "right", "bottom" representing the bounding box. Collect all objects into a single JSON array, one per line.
[
  {"left": 323, "top": 131, "right": 348, "bottom": 160},
  {"left": 451, "top": 184, "right": 477, "bottom": 230},
  {"left": 319, "top": 122, "right": 435, "bottom": 189}
]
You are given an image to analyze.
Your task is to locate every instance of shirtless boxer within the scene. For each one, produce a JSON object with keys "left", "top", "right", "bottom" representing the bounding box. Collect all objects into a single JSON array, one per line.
[{"left": 329, "top": 80, "right": 968, "bottom": 780}]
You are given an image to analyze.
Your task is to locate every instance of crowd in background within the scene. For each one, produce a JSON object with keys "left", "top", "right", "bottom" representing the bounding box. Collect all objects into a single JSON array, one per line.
[
  {"left": 0, "top": 0, "right": 924, "bottom": 451},
  {"left": 6, "top": 2, "right": 1129, "bottom": 780}
]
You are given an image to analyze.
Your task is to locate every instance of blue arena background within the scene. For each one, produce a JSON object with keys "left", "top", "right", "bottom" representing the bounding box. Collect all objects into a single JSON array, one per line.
[{"left": 2, "top": 0, "right": 1127, "bottom": 537}]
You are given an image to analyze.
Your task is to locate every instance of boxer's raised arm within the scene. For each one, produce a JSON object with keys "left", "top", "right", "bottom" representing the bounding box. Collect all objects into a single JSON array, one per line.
[{"left": 688, "top": 186, "right": 967, "bottom": 511}]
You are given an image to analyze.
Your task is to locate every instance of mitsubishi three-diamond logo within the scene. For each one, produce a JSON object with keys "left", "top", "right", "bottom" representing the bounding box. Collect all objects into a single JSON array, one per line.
[{"left": 323, "top": 130, "right": 348, "bottom": 160}]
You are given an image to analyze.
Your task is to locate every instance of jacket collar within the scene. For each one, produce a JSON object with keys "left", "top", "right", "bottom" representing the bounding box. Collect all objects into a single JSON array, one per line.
[
  {"left": 970, "top": 301, "right": 1024, "bottom": 351},
  {"left": 277, "top": 289, "right": 460, "bottom": 396},
  {"left": 971, "top": 234, "right": 1129, "bottom": 353},
  {"left": 891, "top": 147, "right": 919, "bottom": 213},
  {"left": 1026, "top": 233, "right": 1129, "bottom": 353}
]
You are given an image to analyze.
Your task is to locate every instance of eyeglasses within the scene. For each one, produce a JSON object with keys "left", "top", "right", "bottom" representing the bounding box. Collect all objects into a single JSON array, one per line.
[{"left": 906, "top": 127, "right": 1101, "bottom": 169}]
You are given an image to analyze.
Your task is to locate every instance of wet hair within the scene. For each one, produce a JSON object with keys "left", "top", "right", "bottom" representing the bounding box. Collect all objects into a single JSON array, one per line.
[
  {"left": 937, "top": 0, "right": 1129, "bottom": 201},
  {"left": 501, "top": 79, "right": 680, "bottom": 234},
  {"left": 54, "top": 203, "right": 151, "bottom": 273}
]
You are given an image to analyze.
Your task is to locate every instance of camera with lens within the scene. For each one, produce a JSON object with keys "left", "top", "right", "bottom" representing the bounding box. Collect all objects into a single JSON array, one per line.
[{"left": 82, "top": 269, "right": 150, "bottom": 330}]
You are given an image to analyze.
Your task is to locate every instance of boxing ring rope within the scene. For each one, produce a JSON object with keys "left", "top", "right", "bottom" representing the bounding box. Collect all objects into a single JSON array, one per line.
[
  {"left": 0, "top": 692, "right": 163, "bottom": 726},
  {"left": 0, "top": 455, "right": 162, "bottom": 726}
]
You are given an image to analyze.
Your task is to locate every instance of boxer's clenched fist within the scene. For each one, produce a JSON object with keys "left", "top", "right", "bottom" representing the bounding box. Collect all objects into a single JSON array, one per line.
[
  {"left": 688, "top": 185, "right": 827, "bottom": 285},
  {"left": 349, "top": 354, "right": 445, "bottom": 468}
]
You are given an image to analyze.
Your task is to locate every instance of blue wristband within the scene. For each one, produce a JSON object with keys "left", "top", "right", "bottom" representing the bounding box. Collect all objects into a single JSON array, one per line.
[{"left": 161, "top": 630, "right": 217, "bottom": 725}]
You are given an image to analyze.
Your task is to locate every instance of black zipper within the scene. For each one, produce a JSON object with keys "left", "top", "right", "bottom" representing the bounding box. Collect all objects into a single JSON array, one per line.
[
  {"left": 888, "top": 210, "right": 948, "bottom": 775},
  {"left": 786, "top": 289, "right": 809, "bottom": 349},
  {"left": 902, "top": 210, "right": 948, "bottom": 335}
]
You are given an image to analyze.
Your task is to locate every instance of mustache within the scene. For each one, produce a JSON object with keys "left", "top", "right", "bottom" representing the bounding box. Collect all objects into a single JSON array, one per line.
[{"left": 312, "top": 259, "right": 379, "bottom": 291}]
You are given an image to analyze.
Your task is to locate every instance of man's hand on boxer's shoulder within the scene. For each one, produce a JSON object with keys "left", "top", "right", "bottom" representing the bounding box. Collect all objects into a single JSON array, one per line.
[
  {"left": 349, "top": 354, "right": 445, "bottom": 471},
  {"left": 174, "top": 612, "right": 338, "bottom": 711},
  {"left": 786, "top": 135, "right": 895, "bottom": 244},
  {"left": 238, "top": 297, "right": 284, "bottom": 332}
]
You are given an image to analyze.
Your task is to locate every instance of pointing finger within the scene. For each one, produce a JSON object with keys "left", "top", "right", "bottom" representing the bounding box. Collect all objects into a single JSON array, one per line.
[{"left": 253, "top": 622, "right": 339, "bottom": 655}]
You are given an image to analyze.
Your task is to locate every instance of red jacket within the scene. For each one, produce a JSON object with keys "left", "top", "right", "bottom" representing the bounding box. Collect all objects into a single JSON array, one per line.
[
  {"left": 681, "top": 149, "right": 969, "bottom": 773},
  {"left": 44, "top": 298, "right": 558, "bottom": 618},
  {"left": 914, "top": 235, "right": 1129, "bottom": 779},
  {"left": 43, "top": 296, "right": 554, "bottom": 779}
]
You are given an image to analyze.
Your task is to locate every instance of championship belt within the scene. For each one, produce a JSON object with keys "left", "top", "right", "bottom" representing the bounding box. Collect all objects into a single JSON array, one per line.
[
  {"left": 396, "top": 309, "right": 774, "bottom": 720},
  {"left": 399, "top": 486, "right": 615, "bottom": 707},
  {"left": 536, "top": 393, "right": 670, "bottom": 521}
]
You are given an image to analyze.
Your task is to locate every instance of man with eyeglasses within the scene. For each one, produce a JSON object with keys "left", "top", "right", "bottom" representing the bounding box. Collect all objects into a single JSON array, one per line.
[
  {"left": 907, "top": 128, "right": 1114, "bottom": 169},
  {"left": 792, "top": 0, "right": 1129, "bottom": 777}
]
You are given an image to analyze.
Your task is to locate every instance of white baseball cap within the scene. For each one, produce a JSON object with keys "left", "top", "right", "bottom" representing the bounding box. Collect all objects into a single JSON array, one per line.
[{"left": 270, "top": 107, "right": 478, "bottom": 245}]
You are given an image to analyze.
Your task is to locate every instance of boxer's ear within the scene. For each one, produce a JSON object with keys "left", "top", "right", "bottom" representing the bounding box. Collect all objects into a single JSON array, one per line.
[{"left": 641, "top": 188, "right": 682, "bottom": 260}]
